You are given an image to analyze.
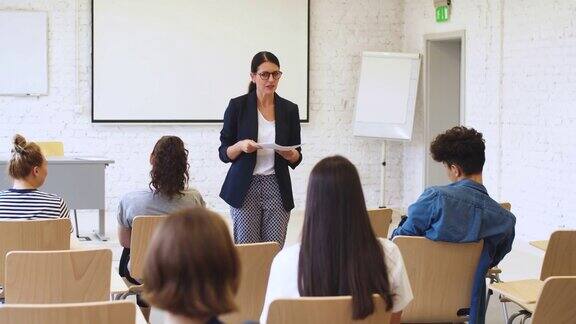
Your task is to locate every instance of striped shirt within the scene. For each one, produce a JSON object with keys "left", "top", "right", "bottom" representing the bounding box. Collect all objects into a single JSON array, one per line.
[{"left": 0, "top": 189, "right": 70, "bottom": 220}]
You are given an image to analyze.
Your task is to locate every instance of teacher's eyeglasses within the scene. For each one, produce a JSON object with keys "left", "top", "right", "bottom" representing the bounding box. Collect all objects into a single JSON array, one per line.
[{"left": 257, "top": 71, "right": 283, "bottom": 80}]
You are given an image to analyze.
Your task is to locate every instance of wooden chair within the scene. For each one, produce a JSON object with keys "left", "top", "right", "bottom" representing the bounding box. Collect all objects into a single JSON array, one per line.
[
  {"left": 500, "top": 202, "right": 511, "bottom": 212},
  {"left": 539, "top": 230, "right": 576, "bottom": 279},
  {"left": 221, "top": 242, "right": 280, "bottom": 324},
  {"left": 485, "top": 202, "right": 513, "bottom": 282},
  {"left": 490, "top": 230, "right": 576, "bottom": 322},
  {"left": 530, "top": 276, "right": 576, "bottom": 324},
  {"left": 266, "top": 295, "right": 391, "bottom": 324},
  {"left": 4, "top": 249, "right": 112, "bottom": 303},
  {"left": 36, "top": 141, "right": 64, "bottom": 157},
  {"left": 367, "top": 208, "right": 393, "bottom": 238},
  {"left": 485, "top": 202, "right": 513, "bottom": 319},
  {"left": 128, "top": 215, "right": 167, "bottom": 280},
  {"left": 392, "top": 236, "right": 483, "bottom": 323},
  {"left": 0, "top": 300, "right": 138, "bottom": 324},
  {"left": 118, "top": 215, "right": 166, "bottom": 299},
  {"left": 0, "top": 219, "right": 71, "bottom": 289}
]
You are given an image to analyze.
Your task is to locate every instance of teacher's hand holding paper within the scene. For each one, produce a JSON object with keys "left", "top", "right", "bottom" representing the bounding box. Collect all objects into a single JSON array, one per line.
[
  {"left": 256, "top": 142, "right": 302, "bottom": 164},
  {"left": 237, "top": 139, "right": 260, "bottom": 153}
]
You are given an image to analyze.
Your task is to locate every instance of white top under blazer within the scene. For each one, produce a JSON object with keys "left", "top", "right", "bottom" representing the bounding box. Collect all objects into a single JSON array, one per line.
[{"left": 253, "top": 109, "right": 276, "bottom": 175}]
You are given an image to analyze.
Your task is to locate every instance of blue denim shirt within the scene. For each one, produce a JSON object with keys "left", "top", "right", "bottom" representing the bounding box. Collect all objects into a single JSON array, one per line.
[{"left": 391, "top": 179, "right": 516, "bottom": 324}]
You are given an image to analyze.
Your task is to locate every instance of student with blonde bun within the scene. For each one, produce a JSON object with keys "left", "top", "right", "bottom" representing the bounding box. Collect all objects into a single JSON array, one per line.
[{"left": 0, "top": 134, "right": 69, "bottom": 220}]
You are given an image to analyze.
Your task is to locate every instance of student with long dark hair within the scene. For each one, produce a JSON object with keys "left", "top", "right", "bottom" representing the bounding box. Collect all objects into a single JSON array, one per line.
[
  {"left": 260, "top": 156, "right": 413, "bottom": 323},
  {"left": 219, "top": 51, "right": 302, "bottom": 248},
  {"left": 116, "top": 135, "right": 205, "bottom": 319}
]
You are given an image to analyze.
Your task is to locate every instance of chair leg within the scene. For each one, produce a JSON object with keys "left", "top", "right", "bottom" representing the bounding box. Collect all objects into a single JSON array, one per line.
[
  {"left": 507, "top": 310, "right": 530, "bottom": 324},
  {"left": 501, "top": 297, "right": 509, "bottom": 322},
  {"left": 507, "top": 311, "right": 523, "bottom": 324},
  {"left": 73, "top": 210, "right": 91, "bottom": 241},
  {"left": 486, "top": 288, "right": 493, "bottom": 313},
  {"left": 520, "top": 313, "right": 531, "bottom": 324},
  {"left": 74, "top": 210, "right": 80, "bottom": 238}
]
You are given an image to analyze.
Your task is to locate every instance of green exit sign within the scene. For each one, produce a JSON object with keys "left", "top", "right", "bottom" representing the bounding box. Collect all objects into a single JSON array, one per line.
[{"left": 436, "top": 5, "right": 450, "bottom": 22}]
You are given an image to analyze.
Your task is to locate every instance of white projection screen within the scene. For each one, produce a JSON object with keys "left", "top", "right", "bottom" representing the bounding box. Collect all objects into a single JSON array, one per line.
[{"left": 92, "top": 0, "right": 309, "bottom": 123}]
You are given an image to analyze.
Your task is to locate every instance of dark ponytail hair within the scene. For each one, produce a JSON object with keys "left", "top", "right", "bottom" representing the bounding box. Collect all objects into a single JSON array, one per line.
[
  {"left": 247, "top": 51, "right": 280, "bottom": 93},
  {"left": 298, "top": 156, "right": 394, "bottom": 319},
  {"left": 149, "top": 136, "right": 189, "bottom": 199}
]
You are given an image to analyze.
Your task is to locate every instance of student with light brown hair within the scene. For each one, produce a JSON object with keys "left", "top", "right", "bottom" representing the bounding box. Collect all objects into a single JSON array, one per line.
[
  {"left": 0, "top": 134, "right": 69, "bottom": 220},
  {"left": 143, "top": 207, "right": 240, "bottom": 324}
]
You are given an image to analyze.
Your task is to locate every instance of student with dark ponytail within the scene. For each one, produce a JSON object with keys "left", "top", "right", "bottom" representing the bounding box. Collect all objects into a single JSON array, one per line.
[
  {"left": 219, "top": 51, "right": 302, "bottom": 248},
  {"left": 260, "top": 156, "right": 413, "bottom": 324},
  {"left": 0, "top": 134, "right": 69, "bottom": 220},
  {"left": 116, "top": 135, "right": 205, "bottom": 320}
]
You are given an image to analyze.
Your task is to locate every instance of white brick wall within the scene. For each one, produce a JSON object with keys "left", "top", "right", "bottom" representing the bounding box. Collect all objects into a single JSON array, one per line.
[
  {"left": 2, "top": 0, "right": 573, "bottom": 241},
  {"left": 402, "top": 0, "right": 576, "bottom": 241},
  {"left": 0, "top": 0, "right": 405, "bottom": 233}
]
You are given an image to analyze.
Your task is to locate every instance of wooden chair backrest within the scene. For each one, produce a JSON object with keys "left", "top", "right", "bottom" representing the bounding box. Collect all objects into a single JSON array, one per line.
[
  {"left": 221, "top": 242, "right": 281, "bottom": 324},
  {"left": 36, "top": 141, "right": 64, "bottom": 157},
  {"left": 4, "top": 249, "right": 111, "bottom": 303},
  {"left": 500, "top": 202, "right": 511, "bottom": 211},
  {"left": 0, "top": 218, "right": 71, "bottom": 286},
  {"left": 0, "top": 300, "right": 135, "bottom": 324},
  {"left": 531, "top": 276, "right": 576, "bottom": 324},
  {"left": 540, "top": 230, "right": 576, "bottom": 280},
  {"left": 367, "top": 208, "right": 393, "bottom": 238},
  {"left": 392, "top": 236, "right": 483, "bottom": 322},
  {"left": 267, "top": 295, "right": 391, "bottom": 324},
  {"left": 130, "top": 215, "right": 167, "bottom": 280}
]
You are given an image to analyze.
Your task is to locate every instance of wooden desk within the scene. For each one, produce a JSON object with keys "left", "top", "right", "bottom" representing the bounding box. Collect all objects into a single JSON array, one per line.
[
  {"left": 490, "top": 279, "right": 542, "bottom": 313},
  {"left": 0, "top": 157, "right": 114, "bottom": 240},
  {"left": 530, "top": 240, "right": 548, "bottom": 251}
]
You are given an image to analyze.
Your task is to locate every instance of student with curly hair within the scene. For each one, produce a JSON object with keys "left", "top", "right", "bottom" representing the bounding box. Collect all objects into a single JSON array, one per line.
[
  {"left": 391, "top": 126, "right": 516, "bottom": 324},
  {"left": 116, "top": 135, "right": 205, "bottom": 319}
]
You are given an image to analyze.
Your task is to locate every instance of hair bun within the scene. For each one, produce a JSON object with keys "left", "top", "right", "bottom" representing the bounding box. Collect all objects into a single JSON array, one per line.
[{"left": 12, "top": 134, "right": 27, "bottom": 154}]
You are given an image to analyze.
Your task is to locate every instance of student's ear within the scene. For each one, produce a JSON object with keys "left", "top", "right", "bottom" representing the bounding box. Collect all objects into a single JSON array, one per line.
[
  {"left": 149, "top": 153, "right": 154, "bottom": 165},
  {"left": 446, "top": 164, "right": 458, "bottom": 179},
  {"left": 451, "top": 164, "right": 464, "bottom": 177},
  {"left": 32, "top": 166, "right": 40, "bottom": 177}
]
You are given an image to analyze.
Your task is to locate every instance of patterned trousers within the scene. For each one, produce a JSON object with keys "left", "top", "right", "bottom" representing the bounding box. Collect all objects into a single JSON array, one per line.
[{"left": 230, "top": 174, "right": 290, "bottom": 248}]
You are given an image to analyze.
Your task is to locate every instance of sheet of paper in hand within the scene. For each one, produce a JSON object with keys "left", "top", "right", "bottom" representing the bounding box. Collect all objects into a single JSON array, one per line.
[{"left": 257, "top": 143, "right": 302, "bottom": 151}]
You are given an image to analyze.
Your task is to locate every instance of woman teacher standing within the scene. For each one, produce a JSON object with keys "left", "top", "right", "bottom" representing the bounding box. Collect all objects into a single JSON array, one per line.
[{"left": 219, "top": 51, "right": 302, "bottom": 248}]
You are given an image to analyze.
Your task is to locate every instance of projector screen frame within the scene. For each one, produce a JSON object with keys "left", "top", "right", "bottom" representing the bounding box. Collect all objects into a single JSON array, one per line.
[{"left": 90, "top": 0, "right": 310, "bottom": 124}]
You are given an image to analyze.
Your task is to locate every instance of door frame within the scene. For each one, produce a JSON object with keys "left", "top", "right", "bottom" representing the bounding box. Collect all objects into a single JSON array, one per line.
[{"left": 422, "top": 30, "right": 467, "bottom": 190}]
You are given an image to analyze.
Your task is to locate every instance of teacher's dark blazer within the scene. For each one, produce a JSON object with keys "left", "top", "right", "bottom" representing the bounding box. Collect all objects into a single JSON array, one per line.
[{"left": 219, "top": 91, "right": 302, "bottom": 211}]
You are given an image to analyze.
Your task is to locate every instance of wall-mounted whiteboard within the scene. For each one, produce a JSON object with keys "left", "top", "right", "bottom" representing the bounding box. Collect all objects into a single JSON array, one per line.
[
  {"left": 353, "top": 52, "right": 421, "bottom": 140},
  {"left": 0, "top": 11, "right": 48, "bottom": 96},
  {"left": 92, "top": 0, "right": 309, "bottom": 123}
]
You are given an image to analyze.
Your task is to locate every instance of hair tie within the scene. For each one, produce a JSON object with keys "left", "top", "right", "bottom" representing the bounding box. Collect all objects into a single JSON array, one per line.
[{"left": 12, "top": 145, "right": 25, "bottom": 154}]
